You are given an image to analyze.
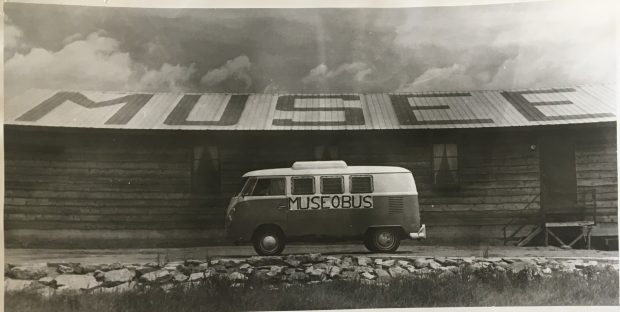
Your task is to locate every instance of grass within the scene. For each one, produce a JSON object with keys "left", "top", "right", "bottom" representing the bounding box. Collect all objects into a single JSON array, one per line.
[{"left": 5, "top": 266, "right": 619, "bottom": 311}]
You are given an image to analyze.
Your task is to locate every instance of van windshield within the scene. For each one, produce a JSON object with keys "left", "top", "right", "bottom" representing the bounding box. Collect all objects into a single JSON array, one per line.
[{"left": 239, "top": 177, "right": 255, "bottom": 196}]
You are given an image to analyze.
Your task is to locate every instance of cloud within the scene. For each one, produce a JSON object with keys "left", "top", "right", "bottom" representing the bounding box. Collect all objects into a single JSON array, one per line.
[
  {"left": 135, "top": 63, "right": 197, "bottom": 92},
  {"left": 4, "top": 16, "right": 24, "bottom": 54},
  {"left": 398, "top": 64, "right": 476, "bottom": 92},
  {"left": 262, "top": 82, "right": 288, "bottom": 94},
  {"left": 4, "top": 31, "right": 197, "bottom": 97},
  {"left": 199, "top": 55, "right": 253, "bottom": 91},
  {"left": 301, "top": 62, "right": 374, "bottom": 92},
  {"left": 62, "top": 33, "right": 85, "bottom": 45}
]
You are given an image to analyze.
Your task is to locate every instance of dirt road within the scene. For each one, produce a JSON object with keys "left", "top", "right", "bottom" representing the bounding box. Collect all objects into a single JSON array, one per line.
[{"left": 5, "top": 243, "right": 618, "bottom": 265}]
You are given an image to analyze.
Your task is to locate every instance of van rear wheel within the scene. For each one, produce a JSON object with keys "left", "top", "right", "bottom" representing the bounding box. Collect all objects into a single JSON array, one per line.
[
  {"left": 367, "top": 228, "right": 400, "bottom": 253},
  {"left": 363, "top": 236, "right": 376, "bottom": 252},
  {"left": 252, "top": 227, "right": 285, "bottom": 256}
]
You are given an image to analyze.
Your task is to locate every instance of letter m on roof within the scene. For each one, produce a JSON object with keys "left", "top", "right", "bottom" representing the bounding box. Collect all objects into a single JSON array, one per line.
[{"left": 17, "top": 91, "right": 154, "bottom": 125}]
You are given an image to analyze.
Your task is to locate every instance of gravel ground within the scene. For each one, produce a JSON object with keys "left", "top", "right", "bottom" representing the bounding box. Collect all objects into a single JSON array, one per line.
[{"left": 6, "top": 243, "right": 618, "bottom": 265}]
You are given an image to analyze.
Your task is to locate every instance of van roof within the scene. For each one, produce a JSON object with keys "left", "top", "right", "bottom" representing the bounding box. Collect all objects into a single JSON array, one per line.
[{"left": 242, "top": 161, "right": 411, "bottom": 177}]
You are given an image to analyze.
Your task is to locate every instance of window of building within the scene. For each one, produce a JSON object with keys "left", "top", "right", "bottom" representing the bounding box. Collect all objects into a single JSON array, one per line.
[
  {"left": 292, "top": 177, "right": 315, "bottom": 195},
  {"left": 321, "top": 176, "right": 344, "bottom": 194},
  {"left": 432, "top": 143, "right": 459, "bottom": 188},
  {"left": 350, "top": 175, "right": 373, "bottom": 193},
  {"left": 191, "top": 145, "right": 221, "bottom": 195},
  {"left": 250, "top": 178, "right": 286, "bottom": 196}
]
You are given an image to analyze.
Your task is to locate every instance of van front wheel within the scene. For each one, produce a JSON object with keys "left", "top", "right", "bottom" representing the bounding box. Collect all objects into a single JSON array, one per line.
[
  {"left": 367, "top": 228, "right": 400, "bottom": 253},
  {"left": 252, "top": 227, "right": 285, "bottom": 256}
]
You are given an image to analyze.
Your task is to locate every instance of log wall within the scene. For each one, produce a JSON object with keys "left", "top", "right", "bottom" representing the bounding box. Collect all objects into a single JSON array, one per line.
[{"left": 3, "top": 125, "right": 617, "bottom": 247}]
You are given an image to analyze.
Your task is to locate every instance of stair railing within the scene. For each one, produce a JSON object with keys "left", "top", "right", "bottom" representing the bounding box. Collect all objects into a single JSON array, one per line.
[{"left": 502, "top": 193, "right": 541, "bottom": 245}]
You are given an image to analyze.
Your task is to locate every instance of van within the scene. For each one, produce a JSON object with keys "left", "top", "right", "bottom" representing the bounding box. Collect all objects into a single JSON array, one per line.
[{"left": 225, "top": 160, "right": 426, "bottom": 255}]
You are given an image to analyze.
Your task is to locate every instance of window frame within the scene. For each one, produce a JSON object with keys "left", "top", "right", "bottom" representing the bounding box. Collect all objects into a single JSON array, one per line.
[
  {"left": 431, "top": 143, "right": 460, "bottom": 189},
  {"left": 320, "top": 175, "right": 345, "bottom": 195},
  {"left": 350, "top": 175, "right": 374, "bottom": 194},
  {"left": 249, "top": 177, "right": 287, "bottom": 197},
  {"left": 240, "top": 177, "right": 258, "bottom": 196},
  {"left": 291, "top": 176, "right": 316, "bottom": 195}
]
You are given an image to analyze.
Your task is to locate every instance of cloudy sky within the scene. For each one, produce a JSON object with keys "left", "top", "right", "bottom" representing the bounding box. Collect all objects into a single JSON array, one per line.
[{"left": 3, "top": 0, "right": 617, "bottom": 98}]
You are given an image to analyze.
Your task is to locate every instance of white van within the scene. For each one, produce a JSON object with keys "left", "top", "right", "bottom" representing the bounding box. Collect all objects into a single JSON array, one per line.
[{"left": 225, "top": 160, "right": 426, "bottom": 255}]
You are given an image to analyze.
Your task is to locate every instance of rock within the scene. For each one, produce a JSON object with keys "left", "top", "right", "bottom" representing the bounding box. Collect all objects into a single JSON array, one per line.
[
  {"left": 9, "top": 264, "right": 48, "bottom": 280},
  {"left": 288, "top": 272, "right": 309, "bottom": 282},
  {"left": 328, "top": 266, "right": 341, "bottom": 278},
  {"left": 542, "top": 268, "right": 552, "bottom": 274},
  {"left": 509, "top": 262, "right": 536, "bottom": 274},
  {"left": 461, "top": 257, "right": 475, "bottom": 264},
  {"left": 382, "top": 260, "right": 395, "bottom": 267},
  {"left": 353, "top": 266, "right": 374, "bottom": 274},
  {"left": 503, "top": 258, "right": 516, "bottom": 264},
  {"left": 388, "top": 266, "right": 408, "bottom": 278},
  {"left": 248, "top": 256, "right": 284, "bottom": 266},
  {"left": 104, "top": 269, "right": 135, "bottom": 284},
  {"left": 228, "top": 272, "right": 247, "bottom": 281},
  {"left": 239, "top": 263, "right": 251, "bottom": 270},
  {"left": 270, "top": 266, "right": 284, "bottom": 274},
  {"left": 185, "top": 259, "right": 205, "bottom": 266},
  {"left": 361, "top": 272, "right": 375, "bottom": 280},
  {"left": 309, "top": 253, "right": 323, "bottom": 263},
  {"left": 213, "top": 265, "right": 228, "bottom": 273},
  {"left": 427, "top": 261, "right": 442, "bottom": 270},
  {"left": 485, "top": 257, "right": 503, "bottom": 263},
  {"left": 284, "top": 268, "right": 296, "bottom": 275},
  {"left": 405, "top": 265, "right": 417, "bottom": 273},
  {"left": 75, "top": 264, "right": 99, "bottom": 274},
  {"left": 374, "top": 259, "right": 383, "bottom": 265},
  {"left": 341, "top": 271, "right": 358, "bottom": 280},
  {"left": 38, "top": 276, "right": 57, "bottom": 287},
  {"left": 109, "top": 263, "right": 123, "bottom": 270},
  {"left": 192, "top": 263, "right": 210, "bottom": 272},
  {"left": 94, "top": 270, "right": 105, "bottom": 280},
  {"left": 357, "top": 256, "right": 371, "bottom": 266},
  {"left": 375, "top": 269, "right": 390, "bottom": 280},
  {"left": 140, "top": 270, "right": 171, "bottom": 283},
  {"left": 57, "top": 264, "right": 74, "bottom": 274},
  {"left": 171, "top": 272, "right": 188, "bottom": 282},
  {"left": 5, "top": 278, "right": 36, "bottom": 291},
  {"left": 98, "top": 282, "right": 135, "bottom": 293},
  {"left": 305, "top": 267, "right": 325, "bottom": 277},
  {"left": 135, "top": 266, "right": 158, "bottom": 275},
  {"left": 397, "top": 260, "right": 410, "bottom": 267},
  {"left": 495, "top": 262, "right": 510, "bottom": 269},
  {"left": 413, "top": 258, "right": 428, "bottom": 269},
  {"left": 284, "top": 259, "right": 301, "bottom": 268},
  {"left": 189, "top": 272, "right": 207, "bottom": 281},
  {"left": 435, "top": 257, "right": 459, "bottom": 266},
  {"left": 55, "top": 274, "right": 99, "bottom": 290}
]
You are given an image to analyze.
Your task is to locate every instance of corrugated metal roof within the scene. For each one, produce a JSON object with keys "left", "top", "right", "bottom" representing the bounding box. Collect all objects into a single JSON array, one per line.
[{"left": 4, "top": 84, "right": 616, "bottom": 131}]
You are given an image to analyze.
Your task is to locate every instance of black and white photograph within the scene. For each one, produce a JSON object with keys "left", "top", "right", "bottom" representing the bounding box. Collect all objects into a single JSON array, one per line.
[{"left": 2, "top": 0, "right": 619, "bottom": 311}]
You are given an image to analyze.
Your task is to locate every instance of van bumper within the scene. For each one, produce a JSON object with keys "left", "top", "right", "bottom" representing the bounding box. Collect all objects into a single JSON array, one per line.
[{"left": 409, "top": 224, "right": 426, "bottom": 240}]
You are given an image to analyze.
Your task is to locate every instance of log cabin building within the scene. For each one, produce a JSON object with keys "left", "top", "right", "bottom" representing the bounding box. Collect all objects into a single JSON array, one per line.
[{"left": 3, "top": 85, "right": 618, "bottom": 249}]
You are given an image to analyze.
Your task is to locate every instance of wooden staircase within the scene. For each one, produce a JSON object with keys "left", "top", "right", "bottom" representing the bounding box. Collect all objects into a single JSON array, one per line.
[{"left": 503, "top": 188, "right": 598, "bottom": 248}]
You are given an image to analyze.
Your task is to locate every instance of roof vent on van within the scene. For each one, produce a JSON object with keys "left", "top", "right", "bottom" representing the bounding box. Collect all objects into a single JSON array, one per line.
[{"left": 292, "top": 160, "right": 348, "bottom": 170}]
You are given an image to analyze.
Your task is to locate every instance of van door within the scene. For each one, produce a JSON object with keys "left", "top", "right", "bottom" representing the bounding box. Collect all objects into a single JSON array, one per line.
[
  {"left": 287, "top": 175, "right": 356, "bottom": 239},
  {"left": 243, "top": 177, "right": 288, "bottom": 231}
]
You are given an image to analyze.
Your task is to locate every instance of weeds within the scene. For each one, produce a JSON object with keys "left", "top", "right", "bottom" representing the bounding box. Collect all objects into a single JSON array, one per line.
[{"left": 5, "top": 266, "right": 619, "bottom": 312}]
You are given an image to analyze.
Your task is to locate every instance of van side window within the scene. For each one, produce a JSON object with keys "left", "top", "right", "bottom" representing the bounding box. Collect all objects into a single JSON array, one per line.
[
  {"left": 321, "top": 176, "right": 344, "bottom": 194},
  {"left": 292, "top": 177, "right": 315, "bottom": 195},
  {"left": 350, "top": 175, "right": 373, "bottom": 193},
  {"left": 251, "top": 178, "right": 286, "bottom": 196}
]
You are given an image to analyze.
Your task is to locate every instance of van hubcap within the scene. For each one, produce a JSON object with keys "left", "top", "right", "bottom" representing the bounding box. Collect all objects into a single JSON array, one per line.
[
  {"left": 377, "top": 232, "right": 394, "bottom": 248},
  {"left": 261, "top": 235, "right": 278, "bottom": 251}
]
